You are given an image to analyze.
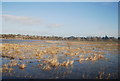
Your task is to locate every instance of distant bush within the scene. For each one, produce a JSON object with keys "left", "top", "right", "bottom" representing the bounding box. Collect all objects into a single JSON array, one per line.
[{"left": 0, "top": 34, "right": 118, "bottom": 42}]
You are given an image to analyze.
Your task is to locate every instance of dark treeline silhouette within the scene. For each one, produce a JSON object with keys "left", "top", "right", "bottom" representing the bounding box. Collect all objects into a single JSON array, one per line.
[{"left": 0, "top": 34, "right": 119, "bottom": 42}]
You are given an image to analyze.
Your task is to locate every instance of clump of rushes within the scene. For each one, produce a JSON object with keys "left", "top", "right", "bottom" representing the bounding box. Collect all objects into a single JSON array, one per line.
[
  {"left": 44, "top": 56, "right": 60, "bottom": 67},
  {"left": 37, "top": 60, "right": 41, "bottom": 62},
  {"left": 79, "top": 58, "right": 85, "bottom": 62},
  {"left": 98, "top": 55, "right": 104, "bottom": 58},
  {"left": 96, "top": 72, "right": 104, "bottom": 79},
  {"left": 2, "top": 67, "right": 9, "bottom": 72},
  {"left": 8, "top": 68, "right": 13, "bottom": 72},
  {"left": 2, "top": 64, "right": 8, "bottom": 67},
  {"left": 42, "top": 65, "right": 51, "bottom": 71},
  {"left": 106, "top": 73, "right": 111, "bottom": 79},
  {"left": 2, "top": 66, "right": 13, "bottom": 72},
  {"left": 8, "top": 60, "right": 18, "bottom": 67},
  {"left": 19, "top": 64, "right": 26, "bottom": 69},
  {"left": 61, "top": 59, "right": 74, "bottom": 67}
]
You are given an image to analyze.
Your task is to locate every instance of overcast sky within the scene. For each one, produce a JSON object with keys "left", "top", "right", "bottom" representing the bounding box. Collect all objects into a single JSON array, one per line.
[{"left": 1, "top": 2, "right": 118, "bottom": 37}]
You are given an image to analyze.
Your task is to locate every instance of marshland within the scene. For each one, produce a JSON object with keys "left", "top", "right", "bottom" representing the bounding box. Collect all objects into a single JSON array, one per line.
[
  {"left": 1, "top": 2, "right": 119, "bottom": 79},
  {"left": 1, "top": 38, "right": 119, "bottom": 79}
]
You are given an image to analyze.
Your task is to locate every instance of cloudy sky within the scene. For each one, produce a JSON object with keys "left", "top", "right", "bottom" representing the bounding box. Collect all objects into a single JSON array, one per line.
[{"left": 1, "top": 2, "right": 118, "bottom": 37}]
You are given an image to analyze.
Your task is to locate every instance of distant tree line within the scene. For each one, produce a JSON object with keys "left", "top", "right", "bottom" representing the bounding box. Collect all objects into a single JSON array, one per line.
[{"left": 0, "top": 34, "right": 119, "bottom": 42}]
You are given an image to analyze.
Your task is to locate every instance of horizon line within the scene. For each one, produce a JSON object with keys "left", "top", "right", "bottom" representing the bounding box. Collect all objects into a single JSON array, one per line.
[{"left": 1, "top": 33, "right": 119, "bottom": 38}]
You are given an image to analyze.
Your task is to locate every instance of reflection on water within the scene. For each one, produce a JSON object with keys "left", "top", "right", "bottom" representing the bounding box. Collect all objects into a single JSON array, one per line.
[
  {"left": 1, "top": 39, "right": 118, "bottom": 79},
  {"left": 1, "top": 39, "right": 43, "bottom": 44}
]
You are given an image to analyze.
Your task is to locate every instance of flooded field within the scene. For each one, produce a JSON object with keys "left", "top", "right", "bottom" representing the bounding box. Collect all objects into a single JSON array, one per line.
[{"left": 0, "top": 39, "right": 119, "bottom": 79}]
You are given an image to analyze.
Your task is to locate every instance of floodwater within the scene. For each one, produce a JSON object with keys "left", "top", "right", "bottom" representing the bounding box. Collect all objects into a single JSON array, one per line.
[
  {"left": 1, "top": 39, "right": 119, "bottom": 79},
  {"left": 1, "top": 39, "right": 44, "bottom": 44}
]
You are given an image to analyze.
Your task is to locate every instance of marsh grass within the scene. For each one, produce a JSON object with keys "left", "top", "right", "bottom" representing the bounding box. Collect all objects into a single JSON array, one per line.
[{"left": 1, "top": 40, "right": 118, "bottom": 79}]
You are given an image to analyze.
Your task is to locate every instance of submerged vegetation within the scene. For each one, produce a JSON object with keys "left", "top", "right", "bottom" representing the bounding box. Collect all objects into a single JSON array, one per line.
[{"left": 1, "top": 39, "right": 118, "bottom": 79}]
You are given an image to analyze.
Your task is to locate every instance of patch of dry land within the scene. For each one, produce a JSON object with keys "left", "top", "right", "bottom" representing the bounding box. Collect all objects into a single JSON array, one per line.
[{"left": 1, "top": 40, "right": 119, "bottom": 79}]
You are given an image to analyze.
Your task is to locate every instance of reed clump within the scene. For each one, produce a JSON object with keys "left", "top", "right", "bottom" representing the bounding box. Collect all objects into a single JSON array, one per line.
[{"left": 19, "top": 64, "right": 26, "bottom": 69}]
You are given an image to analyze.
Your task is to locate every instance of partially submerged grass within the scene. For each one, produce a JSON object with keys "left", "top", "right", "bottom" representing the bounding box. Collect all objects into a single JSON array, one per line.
[{"left": 1, "top": 40, "right": 118, "bottom": 79}]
